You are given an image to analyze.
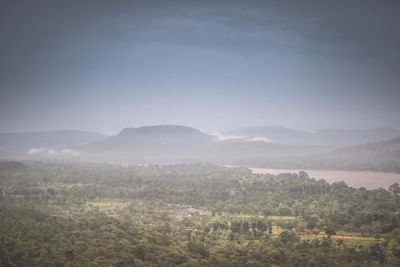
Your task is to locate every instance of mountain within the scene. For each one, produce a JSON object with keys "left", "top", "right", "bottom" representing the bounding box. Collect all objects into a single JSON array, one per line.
[
  {"left": 328, "top": 136, "right": 400, "bottom": 161},
  {"left": 224, "top": 126, "right": 312, "bottom": 145},
  {"left": 209, "top": 136, "right": 328, "bottom": 160},
  {"left": 225, "top": 126, "right": 400, "bottom": 147},
  {"left": 4, "top": 125, "right": 396, "bottom": 167},
  {"left": 233, "top": 136, "right": 400, "bottom": 173},
  {"left": 316, "top": 128, "right": 400, "bottom": 147},
  {"left": 80, "top": 125, "right": 213, "bottom": 159},
  {"left": 0, "top": 130, "right": 107, "bottom": 158},
  {"left": 79, "top": 125, "right": 327, "bottom": 161}
]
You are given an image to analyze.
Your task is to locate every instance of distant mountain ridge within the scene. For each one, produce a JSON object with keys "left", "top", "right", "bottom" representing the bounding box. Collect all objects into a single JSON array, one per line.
[
  {"left": 328, "top": 136, "right": 400, "bottom": 160},
  {"left": 79, "top": 125, "right": 328, "bottom": 161},
  {"left": 225, "top": 126, "right": 400, "bottom": 147},
  {"left": 224, "top": 126, "right": 311, "bottom": 145},
  {"left": 233, "top": 136, "right": 400, "bottom": 173},
  {"left": 0, "top": 130, "right": 106, "bottom": 149},
  {"left": 0, "top": 130, "right": 107, "bottom": 158},
  {"left": 1, "top": 125, "right": 399, "bottom": 171}
]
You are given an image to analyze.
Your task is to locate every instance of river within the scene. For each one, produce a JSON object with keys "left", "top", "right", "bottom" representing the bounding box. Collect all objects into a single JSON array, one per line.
[{"left": 249, "top": 168, "right": 400, "bottom": 189}]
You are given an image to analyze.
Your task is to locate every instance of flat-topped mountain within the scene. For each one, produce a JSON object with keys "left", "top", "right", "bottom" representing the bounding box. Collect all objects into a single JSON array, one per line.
[
  {"left": 80, "top": 125, "right": 213, "bottom": 158},
  {"left": 118, "top": 125, "right": 211, "bottom": 139}
]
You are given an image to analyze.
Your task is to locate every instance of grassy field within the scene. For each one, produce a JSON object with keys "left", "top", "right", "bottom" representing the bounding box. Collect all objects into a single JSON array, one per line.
[
  {"left": 80, "top": 201, "right": 385, "bottom": 248},
  {"left": 299, "top": 234, "right": 382, "bottom": 247},
  {"left": 267, "top": 215, "right": 297, "bottom": 221}
]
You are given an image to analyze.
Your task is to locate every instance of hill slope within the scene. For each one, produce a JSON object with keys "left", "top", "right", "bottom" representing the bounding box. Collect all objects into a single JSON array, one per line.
[
  {"left": 79, "top": 125, "right": 328, "bottom": 161},
  {"left": 225, "top": 126, "right": 400, "bottom": 147},
  {"left": 0, "top": 130, "right": 107, "bottom": 157},
  {"left": 329, "top": 136, "right": 400, "bottom": 161},
  {"left": 80, "top": 125, "right": 213, "bottom": 158}
]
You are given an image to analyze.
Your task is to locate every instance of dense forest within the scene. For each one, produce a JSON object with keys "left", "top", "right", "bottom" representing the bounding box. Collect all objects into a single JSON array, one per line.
[{"left": 0, "top": 161, "right": 399, "bottom": 266}]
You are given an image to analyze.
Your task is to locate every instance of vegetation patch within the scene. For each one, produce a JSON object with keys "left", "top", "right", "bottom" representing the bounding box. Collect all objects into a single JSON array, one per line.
[{"left": 1, "top": 162, "right": 399, "bottom": 266}]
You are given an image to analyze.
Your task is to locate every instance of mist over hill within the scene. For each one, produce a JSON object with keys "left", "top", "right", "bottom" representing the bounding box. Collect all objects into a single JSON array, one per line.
[
  {"left": 225, "top": 126, "right": 400, "bottom": 147},
  {"left": 79, "top": 125, "right": 327, "bottom": 162},
  {"left": 0, "top": 130, "right": 107, "bottom": 158},
  {"left": 0, "top": 125, "right": 399, "bottom": 172}
]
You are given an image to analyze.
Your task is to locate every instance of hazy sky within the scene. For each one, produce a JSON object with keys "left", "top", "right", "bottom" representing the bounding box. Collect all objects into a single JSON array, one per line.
[{"left": 1, "top": 0, "right": 400, "bottom": 134}]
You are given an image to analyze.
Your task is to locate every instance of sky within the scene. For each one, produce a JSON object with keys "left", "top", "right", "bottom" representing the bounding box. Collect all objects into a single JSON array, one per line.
[{"left": 1, "top": 0, "right": 400, "bottom": 135}]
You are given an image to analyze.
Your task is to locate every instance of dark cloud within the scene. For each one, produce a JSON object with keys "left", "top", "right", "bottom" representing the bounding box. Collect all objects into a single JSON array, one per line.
[{"left": 0, "top": 0, "right": 399, "bottom": 133}]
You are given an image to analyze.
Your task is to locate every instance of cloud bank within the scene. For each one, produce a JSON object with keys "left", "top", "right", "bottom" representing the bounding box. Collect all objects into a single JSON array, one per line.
[
  {"left": 212, "top": 133, "right": 272, "bottom": 143},
  {"left": 28, "top": 148, "right": 80, "bottom": 156}
]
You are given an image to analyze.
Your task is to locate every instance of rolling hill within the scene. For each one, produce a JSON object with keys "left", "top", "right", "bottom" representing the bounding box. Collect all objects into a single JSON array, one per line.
[
  {"left": 225, "top": 126, "right": 400, "bottom": 147},
  {"left": 0, "top": 130, "right": 107, "bottom": 158},
  {"left": 328, "top": 136, "right": 400, "bottom": 161},
  {"left": 78, "top": 125, "right": 328, "bottom": 161},
  {"left": 235, "top": 136, "right": 400, "bottom": 173},
  {"left": 2, "top": 125, "right": 398, "bottom": 171}
]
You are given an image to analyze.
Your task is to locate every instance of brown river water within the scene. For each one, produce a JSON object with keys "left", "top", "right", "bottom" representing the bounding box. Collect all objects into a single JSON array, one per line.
[{"left": 249, "top": 168, "right": 400, "bottom": 190}]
